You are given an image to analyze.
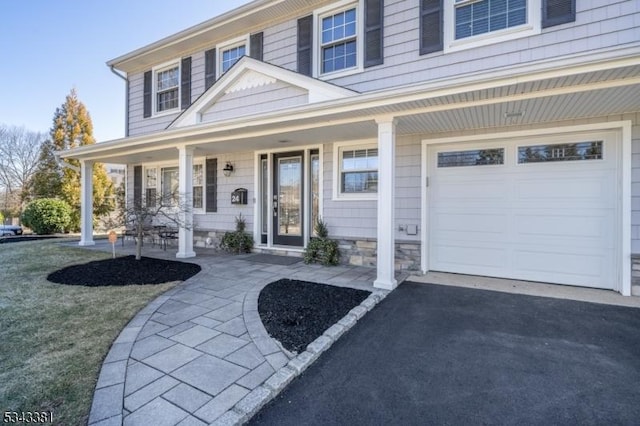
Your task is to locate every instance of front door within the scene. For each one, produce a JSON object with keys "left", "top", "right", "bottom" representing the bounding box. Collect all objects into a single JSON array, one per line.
[{"left": 273, "top": 151, "right": 304, "bottom": 246}]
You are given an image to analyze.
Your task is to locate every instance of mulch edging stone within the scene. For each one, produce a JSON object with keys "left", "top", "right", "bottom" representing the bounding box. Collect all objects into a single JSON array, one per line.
[{"left": 47, "top": 255, "right": 201, "bottom": 286}]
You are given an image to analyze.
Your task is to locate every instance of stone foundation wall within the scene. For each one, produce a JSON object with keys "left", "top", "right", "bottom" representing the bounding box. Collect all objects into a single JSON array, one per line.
[
  {"left": 194, "top": 229, "right": 225, "bottom": 249},
  {"left": 631, "top": 255, "right": 640, "bottom": 296},
  {"left": 337, "top": 237, "right": 421, "bottom": 272}
]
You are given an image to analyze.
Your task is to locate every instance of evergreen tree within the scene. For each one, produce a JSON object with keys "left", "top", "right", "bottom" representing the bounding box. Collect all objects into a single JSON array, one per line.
[{"left": 29, "top": 89, "right": 114, "bottom": 231}]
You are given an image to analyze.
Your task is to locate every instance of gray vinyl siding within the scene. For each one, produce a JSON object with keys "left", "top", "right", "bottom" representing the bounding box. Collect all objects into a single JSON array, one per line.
[
  {"left": 126, "top": 0, "right": 638, "bottom": 137},
  {"left": 194, "top": 152, "right": 254, "bottom": 233},
  {"left": 263, "top": 19, "right": 298, "bottom": 71},
  {"left": 201, "top": 82, "right": 308, "bottom": 123},
  {"left": 329, "top": 0, "right": 639, "bottom": 91}
]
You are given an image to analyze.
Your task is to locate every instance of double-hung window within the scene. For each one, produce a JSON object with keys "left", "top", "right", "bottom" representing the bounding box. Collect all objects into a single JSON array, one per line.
[
  {"left": 334, "top": 142, "right": 378, "bottom": 199},
  {"left": 320, "top": 7, "right": 358, "bottom": 75},
  {"left": 155, "top": 64, "right": 179, "bottom": 113},
  {"left": 145, "top": 168, "right": 157, "bottom": 208},
  {"left": 455, "top": 0, "right": 527, "bottom": 40},
  {"left": 222, "top": 45, "right": 246, "bottom": 73},
  {"left": 193, "top": 164, "right": 203, "bottom": 209},
  {"left": 445, "top": 0, "right": 538, "bottom": 52}
]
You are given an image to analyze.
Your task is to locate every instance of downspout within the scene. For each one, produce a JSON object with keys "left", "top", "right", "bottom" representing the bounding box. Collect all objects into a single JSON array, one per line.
[{"left": 110, "top": 66, "right": 129, "bottom": 137}]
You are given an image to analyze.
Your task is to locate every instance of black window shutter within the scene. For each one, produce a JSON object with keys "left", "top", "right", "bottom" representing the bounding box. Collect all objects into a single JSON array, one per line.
[
  {"left": 181, "top": 56, "right": 192, "bottom": 110},
  {"left": 133, "top": 165, "right": 142, "bottom": 208},
  {"left": 205, "top": 158, "right": 217, "bottom": 213},
  {"left": 297, "top": 15, "right": 313, "bottom": 76},
  {"left": 143, "top": 71, "right": 152, "bottom": 118},
  {"left": 205, "top": 48, "right": 217, "bottom": 90},
  {"left": 542, "top": 0, "right": 576, "bottom": 28},
  {"left": 364, "top": 0, "right": 384, "bottom": 68},
  {"left": 420, "top": 0, "right": 443, "bottom": 55},
  {"left": 250, "top": 32, "right": 264, "bottom": 61}
]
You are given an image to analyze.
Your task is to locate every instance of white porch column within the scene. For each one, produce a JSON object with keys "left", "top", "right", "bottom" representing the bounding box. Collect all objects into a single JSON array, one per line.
[
  {"left": 177, "top": 146, "right": 196, "bottom": 258},
  {"left": 79, "top": 160, "right": 95, "bottom": 246},
  {"left": 374, "top": 117, "right": 398, "bottom": 290}
]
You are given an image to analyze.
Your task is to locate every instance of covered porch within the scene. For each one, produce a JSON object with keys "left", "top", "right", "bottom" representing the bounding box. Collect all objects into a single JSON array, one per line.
[{"left": 60, "top": 54, "right": 640, "bottom": 291}]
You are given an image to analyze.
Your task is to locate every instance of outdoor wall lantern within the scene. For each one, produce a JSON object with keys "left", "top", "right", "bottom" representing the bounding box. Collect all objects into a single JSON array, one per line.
[{"left": 223, "top": 161, "right": 234, "bottom": 177}]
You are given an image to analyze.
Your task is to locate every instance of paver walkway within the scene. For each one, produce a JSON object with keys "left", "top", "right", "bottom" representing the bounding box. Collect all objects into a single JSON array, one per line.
[{"left": 84, "top": 241, "right": 386, "bottom": 425}]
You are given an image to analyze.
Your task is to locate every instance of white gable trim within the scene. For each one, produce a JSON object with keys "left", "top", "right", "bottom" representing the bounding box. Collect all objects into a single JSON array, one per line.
[{"left": 169, "top": 56, "right": 356, "bottom": 129}]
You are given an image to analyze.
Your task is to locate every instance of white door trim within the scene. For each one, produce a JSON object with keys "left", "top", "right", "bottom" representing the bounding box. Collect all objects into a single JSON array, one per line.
[{"left": 421, "top": 121, "right": 632, "bottom": 295}]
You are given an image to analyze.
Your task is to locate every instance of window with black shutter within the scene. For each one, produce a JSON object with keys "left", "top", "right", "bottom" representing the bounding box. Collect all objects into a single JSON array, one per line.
[
  {"left": 364, "top": 0, "right": 383, "bottom": 67},
  {"left": 181, "top": 57, "right": 191, "bottom": 110},
  {"left": 542, "top": 0, "right": 576, "bottom": 28},
  {"left": 205, "top": 158, "right": 217, "bottom": 213},
  {"left": 420, "top": 0, "right": 442, "bottom": 55},
  {"left": 297, "top": 15, "right": 313, "bottom": 76},
  {"left": 205, "top": 48, "right": 217, "bottom": 90},
  {"left": 143, "top": 71, "right": 152, "bottom": 118},
  {"left": 133, "top": 165, "right": 142, "bottom": 208},
  {"left": 250, "top": 32, "right": 264, "bottom": 61}
]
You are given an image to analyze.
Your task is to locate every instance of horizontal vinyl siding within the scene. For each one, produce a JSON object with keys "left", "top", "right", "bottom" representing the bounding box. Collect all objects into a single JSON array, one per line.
[
  {"left": 394, "top": 136, "right": 422, "bottom": 242},
  {"left": 191, "top": 51, "right": 206, "bottom": 103},
  {"left": 194, "top": 151, "right": 254, "bottom": 233},
  {"left": 329, "top": 0, "right": 640, "bottom": 92},
  {"left": 263, "top": 19, "right": 298, "bottom": 71},
  {"left": 201, "top": 82, "right": 308, "bottom": 123}
]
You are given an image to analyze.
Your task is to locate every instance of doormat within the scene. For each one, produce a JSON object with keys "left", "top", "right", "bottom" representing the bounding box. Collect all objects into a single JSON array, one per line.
[{"left": 245, "top": 254, "right": 303, "bottom": 266}]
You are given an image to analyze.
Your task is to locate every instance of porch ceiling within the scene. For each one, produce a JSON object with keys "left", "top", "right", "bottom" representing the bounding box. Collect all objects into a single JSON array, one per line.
[{"left": 61, "top": 60, "right": 640, "bottom": 165}]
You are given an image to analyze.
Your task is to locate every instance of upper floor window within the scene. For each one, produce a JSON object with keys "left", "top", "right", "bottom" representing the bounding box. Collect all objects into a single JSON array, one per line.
[
  {"left": 444, "top": 0, "right": 539, "bottom": 52},
  {"left": 222, "top": 45, "right": 246, "bottom": 73},
  {"left": 455, "top": 0, "right": 527, "bottom": 40},
  {"left": 155, "top": 64, "right": 179, "bottom": 113},
  {"left": 321, "top": 8, "right": 357, "bottom": 74}
]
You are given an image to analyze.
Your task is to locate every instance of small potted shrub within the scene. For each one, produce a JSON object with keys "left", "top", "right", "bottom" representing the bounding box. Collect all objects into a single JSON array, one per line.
[
  {"left": 220, "top": 213, "right": 254, "bottom": 254},
  {"left": 304, "top": 217, "right": 340, "bottom": 266}
]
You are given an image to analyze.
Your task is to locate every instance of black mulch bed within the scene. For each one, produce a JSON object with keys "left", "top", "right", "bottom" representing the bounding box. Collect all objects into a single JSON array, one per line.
[
  {"left": 47, "top": 255, "right": 201, "bottom": 286},
  {"left": 0, "top": 235, "right": 63, "bottom": 244},
  {"left": 258, "top": 279, "right": 371, "bottom": 354}
]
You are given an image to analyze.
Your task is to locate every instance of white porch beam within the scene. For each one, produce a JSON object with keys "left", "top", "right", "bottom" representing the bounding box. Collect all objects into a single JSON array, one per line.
[
  {"left": 79, "top": 160, "right": 95, "bottom": 246},
  {"left": 374, "top": 117, "right": 398, "bottom": 290},
  {"left": 177, "top": 146, "right": 196, "bottom": 258}
]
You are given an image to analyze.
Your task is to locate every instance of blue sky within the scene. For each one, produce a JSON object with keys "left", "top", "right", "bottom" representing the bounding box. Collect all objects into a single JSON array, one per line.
[{"left": 0, "top": 0, "right": 251, "bottom": 142}]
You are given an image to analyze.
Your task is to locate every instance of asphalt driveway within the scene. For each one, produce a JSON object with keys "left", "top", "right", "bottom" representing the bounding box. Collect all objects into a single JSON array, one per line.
[{"left": 251, "top": 282, "right": 640, "bottom": 425}]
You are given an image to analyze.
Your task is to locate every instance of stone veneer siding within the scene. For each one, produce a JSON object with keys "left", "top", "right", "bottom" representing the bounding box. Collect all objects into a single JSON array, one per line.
[
  {"left": 337, "top": 237, "right": 421, "bottom": 272},
  {"left": 631, "top": 255, "right": 640, "bottom": 296}
]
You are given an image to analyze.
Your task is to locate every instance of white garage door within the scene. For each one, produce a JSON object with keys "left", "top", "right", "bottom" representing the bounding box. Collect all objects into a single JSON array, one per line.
[{"left": 428, "top": 132, "right": 619, "bottom": 289}]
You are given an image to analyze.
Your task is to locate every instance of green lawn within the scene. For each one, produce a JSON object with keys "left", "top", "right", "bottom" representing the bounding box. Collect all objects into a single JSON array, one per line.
[{"left": 0, "top": 240, "right": 178, "bottom": 425}]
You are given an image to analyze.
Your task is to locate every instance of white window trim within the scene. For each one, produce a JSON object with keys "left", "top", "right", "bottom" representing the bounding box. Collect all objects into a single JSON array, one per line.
[
  {"left": 313, "top": 0, "right": 364, "bottom": 79},
  {"left": 443, "top": 0, "right": 541, "bottom": 53},
  {"left": 152, "top": 60, "right": 181, "bottom": 117},
  {"left": 142, "top": 160, "right": 205, "bottom": 214},
  {"left": 217, "top": 35, "right": 250, "bottom": 76},
  {"left": 332, "top": 139, "right": 378, "bottom": 201}
]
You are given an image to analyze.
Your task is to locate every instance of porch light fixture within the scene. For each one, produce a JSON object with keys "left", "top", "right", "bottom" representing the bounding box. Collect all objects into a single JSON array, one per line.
[{"left": 223, "top": 161, "right": 234, "bottom": 177}]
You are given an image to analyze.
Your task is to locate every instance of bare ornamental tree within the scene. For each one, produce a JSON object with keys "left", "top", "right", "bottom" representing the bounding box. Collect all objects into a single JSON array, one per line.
[{"left": 104, "top": 189, "right": 193, "bottom": 261}]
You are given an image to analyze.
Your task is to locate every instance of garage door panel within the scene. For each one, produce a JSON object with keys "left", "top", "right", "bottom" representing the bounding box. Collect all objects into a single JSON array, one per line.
[
  {"left": 513, "top": 250, "right": 612, "bottom": 288},
  {"left": 433, "top": 211, "right": 507, "bottom": 234},
  {"left": 514, "top": 175, "right": 614, "bottom": 203},
  {"left": 514, "top": 212, "right": 614, "bottom": 245},
  {"left": 428, "top": 134, "right": 618, "bottom": 290},
  {"left": 434, "top": 179, "right": 508, "bottom": 202},
  {"left": 433, "top": 244, "right": 508, "bottom": 269}
]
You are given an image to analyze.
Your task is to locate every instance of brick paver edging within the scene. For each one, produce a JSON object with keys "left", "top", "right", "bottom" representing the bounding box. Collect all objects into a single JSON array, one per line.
[{"left": 212, "top": 285, "right": 391, "bottom": 425}]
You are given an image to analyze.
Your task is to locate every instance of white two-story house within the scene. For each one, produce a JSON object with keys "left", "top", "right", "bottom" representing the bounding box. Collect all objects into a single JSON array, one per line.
[{"left": 62, "top": 0, "right": 640, "bottom": 295}]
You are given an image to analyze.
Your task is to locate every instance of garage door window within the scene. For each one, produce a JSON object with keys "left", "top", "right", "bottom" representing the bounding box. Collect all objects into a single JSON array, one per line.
[
  {"left": 437, "top": 148, "right": 504, "bottom": 168},
  {"left": 518, "top": 141, "right": 603, "bottom": 164}
]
